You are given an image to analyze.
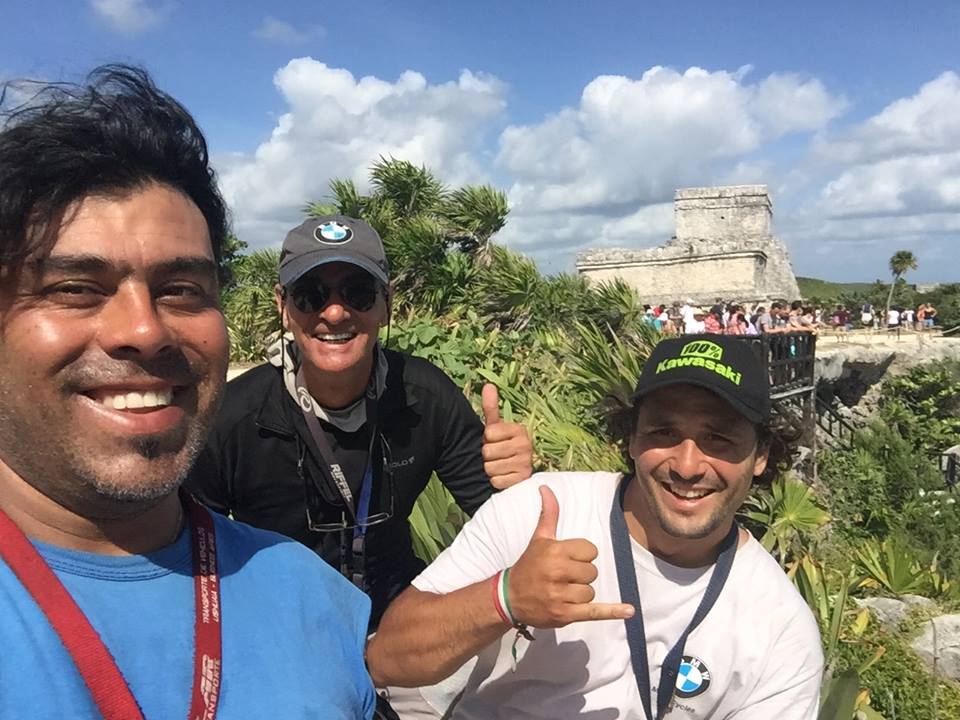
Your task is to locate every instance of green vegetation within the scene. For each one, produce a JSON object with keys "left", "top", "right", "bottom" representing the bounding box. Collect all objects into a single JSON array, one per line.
[
  {"left": 796, "top": 277, "right": 877, "bottom": 299},
  {"left": 221, "top": 158, "right": 960, "bottom": 719}
]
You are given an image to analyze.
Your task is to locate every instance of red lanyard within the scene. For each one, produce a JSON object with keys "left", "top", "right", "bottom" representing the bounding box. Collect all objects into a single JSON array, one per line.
[{"left": 0, "top": 495, "right": 222, "bottom": 720}]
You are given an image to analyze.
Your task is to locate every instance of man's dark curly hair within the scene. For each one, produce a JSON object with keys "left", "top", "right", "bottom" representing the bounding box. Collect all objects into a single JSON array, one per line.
[
  {"left": 610, "top": 396, "right": 797, "bottom": 487},
  {"left": 0, "top": 64, "right": 228, "bottom": 278}
]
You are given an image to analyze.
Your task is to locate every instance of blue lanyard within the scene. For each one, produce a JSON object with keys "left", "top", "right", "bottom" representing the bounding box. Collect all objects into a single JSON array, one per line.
[
  {"left": 353, "top": 458, "right": 374, "bottom": 541},
  {"left": 609, "top": 475, "right": 738, "bottom": 720}
]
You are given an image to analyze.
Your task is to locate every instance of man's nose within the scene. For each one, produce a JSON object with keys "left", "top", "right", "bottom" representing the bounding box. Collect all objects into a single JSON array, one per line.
[
  {"left": 317, "top": 292, "right": 351, "bottom": 324},
  {"left": 96, "top": 284, "right": 175, "bottom": 358},
  {"left": 671, "top": 437, "right": 707, "bottom": 481}
]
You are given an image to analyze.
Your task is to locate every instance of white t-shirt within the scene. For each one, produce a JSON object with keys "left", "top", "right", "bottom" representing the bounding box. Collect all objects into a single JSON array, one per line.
[
  {"left": 413, "top": 472, "right": 823, "bottom": 720},
  {"left": 681, "top": 306, "right": 705, "bottom": 335}
]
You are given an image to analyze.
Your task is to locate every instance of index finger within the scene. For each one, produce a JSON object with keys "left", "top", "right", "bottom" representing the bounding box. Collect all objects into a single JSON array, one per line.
[{"left": 566, "top": 602, "right": 635, "bottom": 623}]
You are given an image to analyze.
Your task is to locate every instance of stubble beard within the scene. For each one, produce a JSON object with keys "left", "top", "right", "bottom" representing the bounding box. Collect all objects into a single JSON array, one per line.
[
  {"left": 636, "top": 472, "right": 734, "bottom": 541},
  {"left": 0, "top": 381, "right": 222, "bottom": 522}
]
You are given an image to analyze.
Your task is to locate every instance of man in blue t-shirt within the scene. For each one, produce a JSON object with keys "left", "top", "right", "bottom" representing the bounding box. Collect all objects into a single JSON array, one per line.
[{"left": 0, "top": 65, "right": 376, "bottom": 718}]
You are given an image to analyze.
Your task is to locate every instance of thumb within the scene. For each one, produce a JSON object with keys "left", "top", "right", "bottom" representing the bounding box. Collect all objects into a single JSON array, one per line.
[
  {"left": 481, "top": 383, "right": 501, "bottom": 426},
  {"left": 533, "top": 485, "right": 559, "bottom": 540}
]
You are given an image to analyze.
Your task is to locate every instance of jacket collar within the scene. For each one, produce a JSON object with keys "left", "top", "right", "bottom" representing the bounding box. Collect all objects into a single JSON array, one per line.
[{"left": 254, "top": 348, "right": 410, "bottom": 437}]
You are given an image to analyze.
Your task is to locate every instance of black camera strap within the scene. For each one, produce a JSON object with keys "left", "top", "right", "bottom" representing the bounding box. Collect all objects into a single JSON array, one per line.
[
  {"left": 609, "top": 474, "right": 738, "bottom": 720},
  {"left": 296, "top": 367, "right": 379, "bottom": 588}
]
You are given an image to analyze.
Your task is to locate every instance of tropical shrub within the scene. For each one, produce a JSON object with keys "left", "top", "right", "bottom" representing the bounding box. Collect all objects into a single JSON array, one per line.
[
  {"left": 408, "top": 475, "right": 468, "bottom": 564},
  {"left": 819, "top": 420, "right": 942, "bottom": 541},
  {"left": 221, "top": 248, "right": 282, "bottom": 362},
  {"left": 742, "top": 475, "right": 830, "bottom": 565},
  {"left": 879, "top": 361, "right": 960, "bottom": 457},
  {"left": 836, "top": 619, "right": 960, "bottom": 720},
  {"left": 853, "top": 536, "right": 941, "bottom": 597}
]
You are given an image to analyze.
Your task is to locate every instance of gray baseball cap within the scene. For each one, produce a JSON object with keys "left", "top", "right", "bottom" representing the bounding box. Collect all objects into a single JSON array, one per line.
[{"left": 278, "top": 215, "right": 390, "bottom": 287}]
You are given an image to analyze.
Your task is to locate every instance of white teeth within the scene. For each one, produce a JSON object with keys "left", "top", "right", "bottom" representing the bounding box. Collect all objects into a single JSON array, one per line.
[
  {"left": 318, "top": 333, "right": 355, "bottom": 341},
  {"left": 665, "top": 484, "right": 711, "bottom": 500},
  {"left": 100, "top": 389, "right": 173, "bottom": 410}
]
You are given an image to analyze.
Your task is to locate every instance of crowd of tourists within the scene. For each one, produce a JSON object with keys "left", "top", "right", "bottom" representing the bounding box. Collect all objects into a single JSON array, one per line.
[
  {"left": 643, "top": 298, "right": 939, "bottom": 337},
  {"left": 0, "top": 64, "right": 823, "bottom": 719}
]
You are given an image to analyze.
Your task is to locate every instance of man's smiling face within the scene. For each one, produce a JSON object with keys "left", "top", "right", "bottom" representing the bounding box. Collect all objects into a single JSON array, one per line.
[
  {"left": 629, "top": 384, "right": 768, "bottom": 547},
  {"left": 278, "top": 262, "right": 387, "bottom": 380},
  {"left": 0, "top": 183, "right": 228, "bottom": 518}
]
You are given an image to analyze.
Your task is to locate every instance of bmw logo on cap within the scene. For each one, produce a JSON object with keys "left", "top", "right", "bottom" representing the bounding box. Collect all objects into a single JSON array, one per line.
[
  {"left": 314, "top": 221, "right": 353, "bottom": 244},
  {"left": 674, "top": 655, "right": 711, "bottom": 699}
]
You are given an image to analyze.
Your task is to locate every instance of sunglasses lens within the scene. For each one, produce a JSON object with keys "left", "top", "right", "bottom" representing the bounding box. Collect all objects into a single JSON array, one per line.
[
  {"left": 291, "top": 284, "right": 329, "bottom": 313},
  {"left": 289, "top": 281, "right": 378, "bottom": 313},
  {"left": 341, "top": 283, "right": 378, "bottom": 312}
]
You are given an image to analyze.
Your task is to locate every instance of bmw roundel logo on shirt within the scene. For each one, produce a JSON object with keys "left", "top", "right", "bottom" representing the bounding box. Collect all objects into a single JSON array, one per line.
[
  {"left": 314, "top": 221, "right": 353, "bottom": 244},
  {"left": 674, "top": 655, "right": 711, "bottom": 698}
]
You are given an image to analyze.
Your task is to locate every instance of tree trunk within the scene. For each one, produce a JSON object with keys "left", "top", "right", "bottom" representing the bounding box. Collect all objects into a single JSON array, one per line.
[{"left": 885, "top": 274, "right": 899, "bottom": 323}]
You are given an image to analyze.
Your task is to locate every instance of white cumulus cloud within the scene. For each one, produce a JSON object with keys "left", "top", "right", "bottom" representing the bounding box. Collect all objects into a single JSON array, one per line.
[
  {"left": 89, "top": 0, "right": 167, "bottom": 35},
  {"left": 815, "top": 72, "right": 960, "bottom": 165},
  {"left": 497, "top": 66, "right": 846, "bottom": 217},
  {"left": 815, "top": 72, "right": 960, "bottom": 221},
  {"left": 217, "top": 58, "right": 506, "bottom": 246},
  {"left": 216, "top": 60, "right": 957, "bottom": 281}
]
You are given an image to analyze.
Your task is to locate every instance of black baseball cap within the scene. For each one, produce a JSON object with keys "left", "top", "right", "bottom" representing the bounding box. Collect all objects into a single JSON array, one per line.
[
  {"left": 632, "top": 335, "right": 770, "bottom": 423},
  {"left": 278, "top": 215, "right": 390, "bottom": 288}
]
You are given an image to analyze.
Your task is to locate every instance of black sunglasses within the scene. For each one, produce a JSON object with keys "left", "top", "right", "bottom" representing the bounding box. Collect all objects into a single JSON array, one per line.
[{"left": 288, "top": 278, "right": 382, "bottom": 313}]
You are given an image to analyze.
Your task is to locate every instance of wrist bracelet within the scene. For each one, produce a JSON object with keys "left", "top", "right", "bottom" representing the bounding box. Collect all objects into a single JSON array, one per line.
[
  {"left": 496, "top": 566, "right": 534, "bottom": 672},
  {"left": 491, "top": 571, "right": 511, "bottom": 626},
  {"left": 498, "top": 568, "right": 517, "bottom": 626},
  {"left": 499, "top": 567, "right": 535, "bottom": 639}
]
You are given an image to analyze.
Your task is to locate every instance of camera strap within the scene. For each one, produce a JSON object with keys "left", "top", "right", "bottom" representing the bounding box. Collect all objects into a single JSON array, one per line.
[{"left": 296, "top": 367, "right": 378, "bottom": 588}]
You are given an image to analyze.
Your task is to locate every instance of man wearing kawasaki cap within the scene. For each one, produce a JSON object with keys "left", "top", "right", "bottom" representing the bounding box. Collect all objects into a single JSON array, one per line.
[
  {"left": 368, "top": 335, "right": 823, "bottom": 719},
  {"left": 186, "top": 215, "right": 533, "bottom": 634}
]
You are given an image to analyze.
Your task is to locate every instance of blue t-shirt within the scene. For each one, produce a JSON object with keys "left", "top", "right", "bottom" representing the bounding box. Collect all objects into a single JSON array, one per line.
[{"left": 0, "top": 512, "right": 375, "bottom": 719}]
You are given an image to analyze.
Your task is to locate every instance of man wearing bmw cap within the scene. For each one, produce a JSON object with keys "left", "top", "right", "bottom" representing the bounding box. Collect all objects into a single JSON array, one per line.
[
  {"left": 185, "top": 214, "right": 532, "bottom": 635},
  {"left": 367, "top": 335, "right": 823, "bottom": 719}
]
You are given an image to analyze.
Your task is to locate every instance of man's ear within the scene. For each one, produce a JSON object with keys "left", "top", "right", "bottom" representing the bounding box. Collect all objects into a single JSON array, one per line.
[
  {"left": 275, "top": 284, "right": 289, "bottom": 331},
  {"left": 753, "top": 436, "right": 770, "bottom": 478}
]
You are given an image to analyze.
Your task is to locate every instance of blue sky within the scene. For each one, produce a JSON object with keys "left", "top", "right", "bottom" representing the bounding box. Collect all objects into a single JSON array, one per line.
[{"left": 3, "top": 0, "right": 959, "bottom": 283}]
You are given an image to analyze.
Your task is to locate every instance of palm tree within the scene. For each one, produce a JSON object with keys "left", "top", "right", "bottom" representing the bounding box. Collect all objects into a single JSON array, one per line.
[
  {"left": 222, "top": 248, "right": 282, "bottom": 362},
  {"left": 885, "top": 250, "right": 918, "bottom": 318},
  {"left": 440, "top": 184, "right": 509, "bottom": 263},
  {"left": 369, "top": 156, "right": 446, "bottom": 220},
  {"left": 303, "top": 158, "right": 510, "bottom": 312}
]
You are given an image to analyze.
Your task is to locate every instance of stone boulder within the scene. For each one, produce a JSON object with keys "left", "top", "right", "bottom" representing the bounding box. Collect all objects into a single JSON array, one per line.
[
  {"left": 911, "top": 614, "right": 960, "bottom": 682},
  {"left": 854, "top": 595, "right": 937, "bottom": 630}
]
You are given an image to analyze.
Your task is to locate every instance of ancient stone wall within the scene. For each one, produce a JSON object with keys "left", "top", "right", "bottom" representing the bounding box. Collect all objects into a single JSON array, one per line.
[
  {"left": 577, "top": 245, "right": 766, "bottom": 304},
  {"left": 675, "top": 185, "right": 771, "bottom": 241},
  {"left": 576, "top": 185, "right": 800, "bottom": 304}
]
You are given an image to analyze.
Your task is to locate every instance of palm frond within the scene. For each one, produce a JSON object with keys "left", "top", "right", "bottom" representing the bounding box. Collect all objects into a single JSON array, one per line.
[{"left": 369, "top": 156, "right": 447, "bottom": 219}]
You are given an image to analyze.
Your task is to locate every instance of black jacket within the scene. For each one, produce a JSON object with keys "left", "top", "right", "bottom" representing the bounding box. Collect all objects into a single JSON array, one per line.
[{"left": 185, "top": 349, "right": 493, "bottom": 627}]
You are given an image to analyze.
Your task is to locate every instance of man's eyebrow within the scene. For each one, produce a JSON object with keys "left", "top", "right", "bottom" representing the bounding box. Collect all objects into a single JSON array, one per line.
[
  {"left": 150, "top": 257, "right": 219, "bottom": 279},
  {"left": 35, "top": 254, "right": 112, "bottom": 275},
  {"left": 36, "top": 254, "right": 217, "bottom": 279}
]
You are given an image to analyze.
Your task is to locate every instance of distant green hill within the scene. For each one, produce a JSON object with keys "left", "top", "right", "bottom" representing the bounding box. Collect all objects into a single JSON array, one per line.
[{"left": 796, "top": 276, "right": 877, "bottom": 300}]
